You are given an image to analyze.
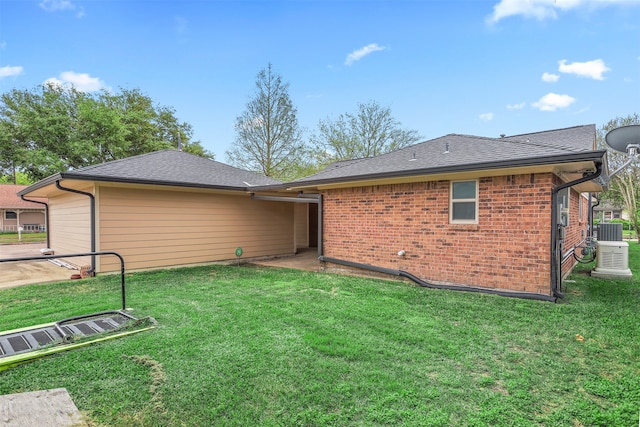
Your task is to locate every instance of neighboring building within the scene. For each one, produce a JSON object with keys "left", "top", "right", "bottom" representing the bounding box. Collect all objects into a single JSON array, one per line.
[
  {"left": 593, "top": 202, "right": 628, "bottom": 221},
  {"left": 18, "top": 125, "right": 608, "bottom": 301},
  {"left": 0, "top": 185, "right": 47, "bottom": 232}
]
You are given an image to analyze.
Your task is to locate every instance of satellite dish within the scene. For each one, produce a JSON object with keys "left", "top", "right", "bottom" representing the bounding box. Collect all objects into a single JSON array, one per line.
[{"left": 605, "top": 125, "right": 640, "bottom": 153}]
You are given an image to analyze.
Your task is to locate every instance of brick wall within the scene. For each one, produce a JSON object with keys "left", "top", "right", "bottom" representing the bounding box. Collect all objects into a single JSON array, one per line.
[
  {"left": 322, "top": 173, "right": 568, "bottom": 295},
  {"left": 558, "top": 175, "right": 591, "bottom": 276}
]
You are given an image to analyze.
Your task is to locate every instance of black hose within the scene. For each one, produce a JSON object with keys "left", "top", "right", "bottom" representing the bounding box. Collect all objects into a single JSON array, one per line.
[{"left": 319, "top": 256, "right": 557, "bottom": 302}]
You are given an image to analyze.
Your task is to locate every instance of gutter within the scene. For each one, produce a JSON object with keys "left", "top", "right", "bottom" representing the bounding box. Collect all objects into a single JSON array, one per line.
[
  {"left": 55, "top": 181, "right": 96, "bottom": 274},
  {"left": 250, "top": 194, "right": 319, "bottom": 203},
  {"left": 319, "top": 256, "right": 557, "bottom": 302},
  {"left": 19, "top": 195, "right": 49, "bottom": 248},
  {"left": 550, "top": 161, "right": 604, "bottom": 298},
  {"left": 279, "top": 150, "right": 608, "bottom": 191},
  {"left": 17, "top": 172, "right": 251, "bottom": 197}
]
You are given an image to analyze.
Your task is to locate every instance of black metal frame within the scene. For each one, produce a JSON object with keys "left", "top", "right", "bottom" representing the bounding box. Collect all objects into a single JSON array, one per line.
[{"left": 0, "top": 251, "right": 127, "bottom": 310}]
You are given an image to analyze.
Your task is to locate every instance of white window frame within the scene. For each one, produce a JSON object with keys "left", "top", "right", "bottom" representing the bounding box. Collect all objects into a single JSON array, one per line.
[
  {"left": 578, "top": 194, "right": 584, "bottom": 220},
  {"left": 450, "top": 180, "right": 478, "bottom": 224}
]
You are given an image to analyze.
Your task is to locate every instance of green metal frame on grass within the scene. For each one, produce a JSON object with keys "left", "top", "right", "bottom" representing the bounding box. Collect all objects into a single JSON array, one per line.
[{"left": 0, "top": 320, "right": 156, "bottom": 372}]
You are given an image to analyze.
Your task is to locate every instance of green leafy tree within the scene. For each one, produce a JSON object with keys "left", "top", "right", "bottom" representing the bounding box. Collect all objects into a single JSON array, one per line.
[
  {"left": 311, "top": 100, "right": 422, "bottom": 166},
  {"left": 0, "top": 84, "right": 213, "bottom": 182},
  {"left": 225, "top": 63, "right": 306, "bottom": 180},
  {"left": 597, "top": 113, "right": 640, "bottom": 243},
  {"left": 0, "top": 171, "right": 31, "bottom": 185}
]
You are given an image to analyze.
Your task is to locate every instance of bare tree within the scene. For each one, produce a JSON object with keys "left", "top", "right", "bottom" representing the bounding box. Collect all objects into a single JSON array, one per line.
[
  {"left": 597, "top": 113, "right": 640, "bottom": 243},
  {"left": 311, "top": 100, "right": 421, "bottom": 165},
  {"left": 226, "top": 64, "right": 305, "bottom": 180}
]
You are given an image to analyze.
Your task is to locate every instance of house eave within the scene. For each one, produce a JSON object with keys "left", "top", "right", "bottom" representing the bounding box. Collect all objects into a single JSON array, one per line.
[
  {"left": 18, "top": 172, "right": 249, "bottom": 197},
  {"left": 280, "top": 151, "right": 608, "bottom": 191}
]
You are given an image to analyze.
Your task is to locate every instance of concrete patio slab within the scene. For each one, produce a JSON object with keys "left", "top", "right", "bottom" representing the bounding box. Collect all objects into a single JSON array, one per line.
[
  {"left": 0, "top": 388, "right": 87, "bottom": 427},
  {"left": 0, "top": 244, "right": 75, "bottom": 290}
]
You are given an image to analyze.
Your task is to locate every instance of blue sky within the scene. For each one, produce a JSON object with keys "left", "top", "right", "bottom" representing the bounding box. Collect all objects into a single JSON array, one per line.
[{"left": 1, "top": 0, "right": 639, "bottom": 160}]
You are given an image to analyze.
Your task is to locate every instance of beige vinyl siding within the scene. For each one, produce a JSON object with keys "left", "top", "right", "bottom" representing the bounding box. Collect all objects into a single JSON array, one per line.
[
  {"left": 97, "top": 186, "right": 294, "bottom": 272},
  {"left": 49, "top": 191, "right": 92, "bottom": 267},
  {"left": 294, "top": 203, "right": 309, "bottom": 249}
]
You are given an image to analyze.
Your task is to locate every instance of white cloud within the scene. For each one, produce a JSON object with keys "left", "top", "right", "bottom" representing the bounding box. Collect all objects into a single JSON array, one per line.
[
  {"left": 44, "top": 71, "right": 107, "bottom": 92},
  {"left": 39, "top": 0, "right": 84, "bottom": 17},
  {"left": 532, "top": 92, "right": 576, "bottom": 111},
  {"left": 479, "top": 113, "right": 494, "bottom": 121},
  {"left": 39, "top": 0, "right": 74, "bottom": 11},
  {"left": 542, "top": 72, "right": 560, "bottom": 82},
  {"left": 487, "top": 0, "right": 638, "bottom": 24},
  {"left": 488, "top": 0, "right": 559, "bottom": 23},
  {"left": 0, "top": 65, "right": 23, "bottom": 78},
  {"left": 345, "top": 43, "right": 386, "bottom": 66},
  {"left": 558, "top": 59, "right": 610, "bottom": 80},
  {"left": 175, "top": 16, "right": 188, "bottom": 34},
  {"left": 506, "top": 102, "right": 526, "bottom": 110}
]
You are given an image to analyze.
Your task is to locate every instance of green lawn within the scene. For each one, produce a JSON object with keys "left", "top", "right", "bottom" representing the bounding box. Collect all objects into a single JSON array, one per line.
[
  {"left": 0, "top": 231, "right": 47, "bottom": 244},
  {"left": 1, "top": 244, "right": 638, "bottom": 426}
]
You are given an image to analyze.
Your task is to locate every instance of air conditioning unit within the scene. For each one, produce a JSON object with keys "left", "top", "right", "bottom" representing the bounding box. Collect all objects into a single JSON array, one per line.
[
  {"left": 591, "top": 241, "right": 632, "bottom": 280},
  {"left": 597, "top": 223, "right": 623, "bottom": 242}
]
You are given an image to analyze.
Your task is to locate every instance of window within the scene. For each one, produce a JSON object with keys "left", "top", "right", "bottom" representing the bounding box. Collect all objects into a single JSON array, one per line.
[
  {"left": 557, "top": 188, "right": 570, "bottom": 226},
  {"left": 5, "top": 211, "right": 17, "bottom": 220},
  {"left": 450, "top": 180, "right": 477, "bottom": 223},
  {"left": 579, "top": 195, "right": 583, "bottom": 220}
]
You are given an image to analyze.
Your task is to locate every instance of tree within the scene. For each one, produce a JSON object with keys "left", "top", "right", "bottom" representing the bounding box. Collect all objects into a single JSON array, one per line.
[
  {"left": 310, "top": 100, "right": 422, "bottom": 165},
  {"left": 0, "top": 171, "right": 31, "bottom": 185},
  {"left": 597, "top": 113, "right": 640, "bottom": 243},
  {"left": 225, "top": 64, "right": 306, "bottom": 180},
  {"left": 0, "top": 84, "right": 213, "bottom": 182}
]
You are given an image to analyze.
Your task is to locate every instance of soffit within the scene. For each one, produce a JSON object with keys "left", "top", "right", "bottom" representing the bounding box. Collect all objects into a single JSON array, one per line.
[{"left": 287, "top": 161, "right": 601, "bottom": 191}]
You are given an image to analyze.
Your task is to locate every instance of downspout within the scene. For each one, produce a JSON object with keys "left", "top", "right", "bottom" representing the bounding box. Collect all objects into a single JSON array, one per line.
[
  {"left": 550, "top": 162, "right": 603, "bottom": 298},
  {"left": 590, "top": 194, "right": 600, "bottom": 237},
  {"left": 20, "top": 195, "right": 50, "bottom": 248},
  {"left": 55, "top": 181, "right": 95, "bottom": 274},
  {"left": 318, "top": 194, "right": 323, "bottom": 258}
]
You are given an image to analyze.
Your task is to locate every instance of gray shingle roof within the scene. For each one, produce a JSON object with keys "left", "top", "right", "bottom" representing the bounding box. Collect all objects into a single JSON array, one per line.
[
  {"left": 290, "top": 125, "right": 600, "bottom": 185},
  {"left": 22, "top": 150, "right": 281, "bottom": 194}
]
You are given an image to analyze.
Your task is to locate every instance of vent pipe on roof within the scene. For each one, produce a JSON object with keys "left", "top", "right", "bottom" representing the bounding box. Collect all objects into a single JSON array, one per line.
[{"left": 177, "top": 132, "right": 183, "bottom": 152}]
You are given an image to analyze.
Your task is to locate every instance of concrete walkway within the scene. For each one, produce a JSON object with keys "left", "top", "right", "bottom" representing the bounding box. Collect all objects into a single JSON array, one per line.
[
  {"left": 0, "top": 243, "right": 75, "bottom": 290},
  {"left": 0, "top": 388, "right": 87, "bottom": 427},
  {"left": 250, "top": 248, "right": 322, "bottom": 271}
]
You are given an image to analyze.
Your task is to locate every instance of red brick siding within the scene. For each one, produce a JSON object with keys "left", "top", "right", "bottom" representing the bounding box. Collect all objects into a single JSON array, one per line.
[
  {"left": 323, "top": 173, "right": 559, "bottom": 295},
  {"left": 558, "top": 175, "right": 591, "bottom": 276}
]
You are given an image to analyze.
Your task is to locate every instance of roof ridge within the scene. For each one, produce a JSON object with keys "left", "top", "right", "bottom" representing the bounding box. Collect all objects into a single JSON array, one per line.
[
  {"left": 70, "top": 149, "right": 177, "bottom": 173},
  {"left": 503, "top": 137, "right": 583, "bottom": 152},
  {"left": 506, "top": 124, "right": 593, "bottom": 139}
]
